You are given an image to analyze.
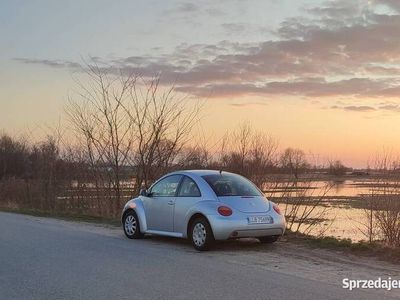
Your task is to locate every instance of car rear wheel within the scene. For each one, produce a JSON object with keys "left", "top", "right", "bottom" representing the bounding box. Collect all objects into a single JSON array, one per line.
[
  {"left": 190, "top": 217, "right": 214, "bottom": 251},
  {"left": 259, "top": 235, "right": 279, "bottom": 244},
  {"left": 123, "top": 210, "right": 144, "bottom": 239}
]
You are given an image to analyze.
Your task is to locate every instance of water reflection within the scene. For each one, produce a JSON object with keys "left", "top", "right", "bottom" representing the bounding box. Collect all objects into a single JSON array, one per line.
[{"left": 265, "top": 179, "right": 398, "bottom": 198}]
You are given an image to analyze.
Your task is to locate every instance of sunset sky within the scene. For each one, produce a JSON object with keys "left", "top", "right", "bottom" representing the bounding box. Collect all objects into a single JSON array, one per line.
[{"left": 2, "top": 0, "right": 400, "bottom": 167}]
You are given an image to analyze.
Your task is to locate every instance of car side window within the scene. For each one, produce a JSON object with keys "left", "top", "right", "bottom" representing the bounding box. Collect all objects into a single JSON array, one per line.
[
  {"left": 150, "top": 175, "right": 182, "bottom": 197},
  {"left": 177, "top": 176, "right": 201, "bottom": 197}
]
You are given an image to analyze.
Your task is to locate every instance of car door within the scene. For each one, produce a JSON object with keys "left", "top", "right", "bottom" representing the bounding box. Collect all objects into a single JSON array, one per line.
[
  {"left": 144, "top": 174, "right": 182, "bottom": 232},
  {"left": 173, "top": 176, "right": 202, "bottom": 234}
]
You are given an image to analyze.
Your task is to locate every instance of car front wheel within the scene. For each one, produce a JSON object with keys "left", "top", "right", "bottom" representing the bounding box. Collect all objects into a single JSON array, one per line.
[
  {"left": 123, "top": 210, "right": 144, "bottom": 239},
  {"left": 190, "top": 217, "right": 214, "bottom": 251}
]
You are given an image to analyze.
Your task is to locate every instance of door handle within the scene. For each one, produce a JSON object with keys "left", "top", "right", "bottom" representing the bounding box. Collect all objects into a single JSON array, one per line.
[{"left": 167, "top": 200, "right": 175, "bottom": 205}]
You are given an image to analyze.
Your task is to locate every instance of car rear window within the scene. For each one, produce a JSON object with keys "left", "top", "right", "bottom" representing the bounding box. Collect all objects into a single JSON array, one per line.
[{"left": 202, "top": 173, "right": 262, "bottom": 197}]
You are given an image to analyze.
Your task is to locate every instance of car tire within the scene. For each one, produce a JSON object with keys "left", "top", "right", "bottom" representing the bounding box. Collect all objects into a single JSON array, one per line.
[
  {"left": 190, "top": 217, "right": 215, "bottom": 251},
  {"left": 123, "top": 210, "right": 144, "bottom": 239},
  {"left": 259, "top": 235, "right": 279, "bottom": 244}
]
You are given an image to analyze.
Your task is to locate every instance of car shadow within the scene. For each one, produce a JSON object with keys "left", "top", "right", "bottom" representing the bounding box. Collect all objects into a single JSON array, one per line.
[{"left": 141, "top": 235, "right": 279, "bottom": 253}]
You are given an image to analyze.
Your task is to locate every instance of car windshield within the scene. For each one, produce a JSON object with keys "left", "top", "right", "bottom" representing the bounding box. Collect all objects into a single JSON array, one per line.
[{"left": 202, "top": 173, "right": 262, "bottom": 197}]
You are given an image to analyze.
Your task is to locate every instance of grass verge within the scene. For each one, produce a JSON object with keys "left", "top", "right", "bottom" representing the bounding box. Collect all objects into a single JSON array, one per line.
[
  {"left": 0, "top": 207, "right": 120, "bottom": 227},
  {"left": 284, "top": 231, "right": 400, "bottom": 263}
]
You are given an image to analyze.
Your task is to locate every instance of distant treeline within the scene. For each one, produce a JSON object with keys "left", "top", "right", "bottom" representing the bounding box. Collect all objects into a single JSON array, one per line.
[{"left": 0, "top": 128, "right": 348, "bottom": 218}]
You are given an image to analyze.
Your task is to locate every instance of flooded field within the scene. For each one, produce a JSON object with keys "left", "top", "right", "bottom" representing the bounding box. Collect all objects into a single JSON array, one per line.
[
  {"left": 266, "top": 178, "right": 400, "bottom": 241},
  {"left": 265, "top": 179, "right": 382, "bottom": 198}
]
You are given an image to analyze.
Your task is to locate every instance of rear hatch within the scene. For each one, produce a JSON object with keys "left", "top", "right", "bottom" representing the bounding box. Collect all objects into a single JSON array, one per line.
[{"left": 219, "top": 196, "right": 270, "bottom": 213}]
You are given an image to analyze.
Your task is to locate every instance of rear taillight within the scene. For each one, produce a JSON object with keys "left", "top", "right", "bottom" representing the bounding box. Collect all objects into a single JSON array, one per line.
[
  {"left": 273, "top": 203, "right": 282, "bottom": 215},
  {"left": 218, "top": 206, "right": 232, "bottom": 216}
]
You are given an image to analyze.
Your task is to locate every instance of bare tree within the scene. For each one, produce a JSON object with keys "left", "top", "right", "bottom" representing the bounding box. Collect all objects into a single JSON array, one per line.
[
  {"left": 280, "top": 148, "right": 309, "bottom": 179},
  {"left": 66, "top": 62, "right": 200, "bottom": 215},
  {"left": 328, "top": 160, "right": 348, "bottom": 177},
  {"left": 0, "top": 133, "right": 29, "bottom": 179},
  {"left": 266, "top": 179, "right": 333, "bottom": 236},
  {"left": 218, "top": 123, "right": 278, "bottom": 186},
  {"left": 122, "top": 77, "right": 201, "bottom": 191},
  {"left": 176, "top": 145, "right": 210, "bottom": 170},
  {"left": 66, "top": 64, "right": 136, "bottom": 216},
  {"left": 248, "top": 132, "right": 278, "bottom": 187},
  {"left": 356, "top": 153, "right": 400, "bottom": 246}
]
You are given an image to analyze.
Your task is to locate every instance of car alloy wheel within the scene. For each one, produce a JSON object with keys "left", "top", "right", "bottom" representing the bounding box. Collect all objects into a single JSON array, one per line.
[
  {"left": 123, "top": 210, "right": 144, "bottom": 239},
  {"left": 190, "top": 217, "right": 214, "bottom": 251},
  {"left": 124, "top": 214, "right": 137, "bottom": 236},
  {"left": 192, "top": 223, "right": 207, "bottom": 247}
]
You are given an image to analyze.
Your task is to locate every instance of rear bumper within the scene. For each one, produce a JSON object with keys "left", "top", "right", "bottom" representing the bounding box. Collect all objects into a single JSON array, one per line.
[{"left": 207, "top": 211, "right": 286, "bottom": 240}]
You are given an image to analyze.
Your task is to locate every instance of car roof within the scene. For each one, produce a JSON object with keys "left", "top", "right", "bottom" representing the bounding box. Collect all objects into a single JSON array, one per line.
[{"left": 169, "top": 169, "right": 235, "bottom": 177}]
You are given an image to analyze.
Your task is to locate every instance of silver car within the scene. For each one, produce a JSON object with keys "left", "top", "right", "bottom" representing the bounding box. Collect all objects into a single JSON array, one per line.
[{"left": 122, "top": 170, "right": 285, "bottom": 250}]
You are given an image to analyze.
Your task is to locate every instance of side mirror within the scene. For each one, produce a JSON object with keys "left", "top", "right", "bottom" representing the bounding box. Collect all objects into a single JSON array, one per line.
[{"left": 139, "top": 189, "right": 147, "bottom": 197}]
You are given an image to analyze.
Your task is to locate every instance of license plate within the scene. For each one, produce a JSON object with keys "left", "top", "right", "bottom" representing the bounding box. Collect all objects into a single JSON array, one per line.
[{"left": 248, "top": 215, "right": 273, "bottom": 224}]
